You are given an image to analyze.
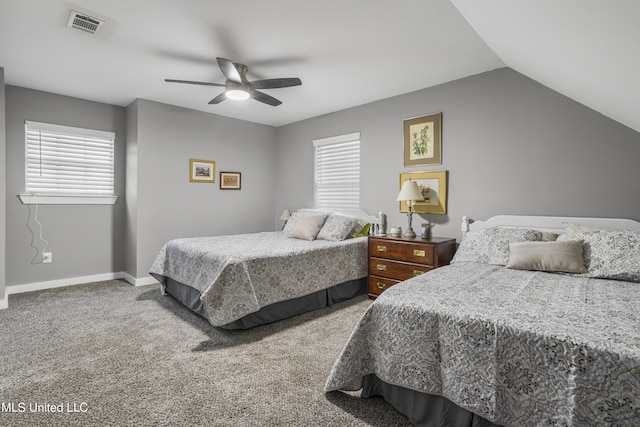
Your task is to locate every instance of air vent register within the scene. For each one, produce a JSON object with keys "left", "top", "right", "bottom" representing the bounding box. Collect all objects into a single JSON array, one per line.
[{"left": 66, "top": 10, "right": 104, "bottom": 35}]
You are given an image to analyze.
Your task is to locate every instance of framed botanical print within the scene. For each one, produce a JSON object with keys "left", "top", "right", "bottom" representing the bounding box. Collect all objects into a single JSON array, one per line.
[
  {"left": 399, "top": 170, "right": 448, "bottom": 214},
  {"left": 189, "top": 159, "right": 216, "bottom": 183},
  {"left": 403, "top": 113, "right": 442, "bottom": 167}
]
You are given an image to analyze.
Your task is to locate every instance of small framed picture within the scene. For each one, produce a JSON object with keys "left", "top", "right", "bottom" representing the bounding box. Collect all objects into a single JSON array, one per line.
[
  {"left": 403, "top": 112, "right": 442, "bottom": 167},
  {"left": 189, "top": 159, "right": 216, "bottom": 183},
  {"left": 399, "top": 170, "right": 448, "bottom": 214},
  {"left": 220, "top": 172, "right": 241, "bottom": 190}
]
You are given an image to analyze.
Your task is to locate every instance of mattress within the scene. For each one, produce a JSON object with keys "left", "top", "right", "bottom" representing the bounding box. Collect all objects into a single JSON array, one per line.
[
  {"left": 325, "top": 262, "right": 640, "bottom": 426},
  {"left": 150, "top": 231, "right": 368, "bottom": 327},
  {"left": 164, "top": 275, "right": 366, "bottom": 329}
]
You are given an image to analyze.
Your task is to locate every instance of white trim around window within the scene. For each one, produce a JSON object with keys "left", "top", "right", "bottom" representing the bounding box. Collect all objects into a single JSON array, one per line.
[
  {"left": 18, "top": 194, "right": 118, "bottom": 205},
  {"left": 23, "top": 121, "right": 117, "bottom": 205},
  {"left": 313, "top": 132, "right": 361, "bottom": 210}
]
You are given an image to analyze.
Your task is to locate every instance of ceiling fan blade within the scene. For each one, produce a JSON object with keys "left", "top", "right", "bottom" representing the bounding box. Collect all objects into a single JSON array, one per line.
[
  {"left": 165, "top": 79, "right": 225, "bottom": 87},
  {"left": 251, "top": 90, "right": 282, "bottom": 106},
  {"left": 216, "top": 57, "right": 242, "bottom": 83},
  {"left": 250, "top": 78, "right": 302, "bottom": 90},
  {"left": 208, "top": 92, "right": 227, "bottom": 105}
]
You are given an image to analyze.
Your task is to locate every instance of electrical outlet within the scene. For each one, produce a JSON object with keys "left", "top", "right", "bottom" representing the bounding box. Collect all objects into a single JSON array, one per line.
[{"left": 43, "top": 252, "right": 52, "bottom": 263}]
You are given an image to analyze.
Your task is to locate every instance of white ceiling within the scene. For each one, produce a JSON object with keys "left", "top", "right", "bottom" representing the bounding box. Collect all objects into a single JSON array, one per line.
[{"left": 0, "top": 1, "right": 638, "bottom": 132}]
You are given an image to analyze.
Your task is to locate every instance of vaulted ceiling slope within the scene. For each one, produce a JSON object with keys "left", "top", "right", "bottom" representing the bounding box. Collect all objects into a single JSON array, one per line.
[
  {"left": 450, "top": 0, "right": 640, "bottom": 134},
  {"left": 0, "top": 1, "right": 638, "bottom": 132}
]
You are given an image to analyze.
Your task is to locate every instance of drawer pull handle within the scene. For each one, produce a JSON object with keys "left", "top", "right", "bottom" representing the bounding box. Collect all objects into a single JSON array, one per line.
[
  {"left": 413, "top": 249, "right": 426, "bottom": 257},
  {"left": 376, "top": 282, "right": 386, "bottom": 290},
  {"left": 376, "top": 264, "right": 387, "bottom": 271},
  {"left": 413, "top": 270, "right": 425, "bottom": 276},
  {"left": 376, "top": 245, "right": 387, "bottom": 252}
]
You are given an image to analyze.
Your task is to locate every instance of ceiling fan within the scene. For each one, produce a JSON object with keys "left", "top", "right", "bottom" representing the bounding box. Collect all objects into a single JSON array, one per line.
[{"left": 165, "top": 57, "right": 302, "bottom": 106}]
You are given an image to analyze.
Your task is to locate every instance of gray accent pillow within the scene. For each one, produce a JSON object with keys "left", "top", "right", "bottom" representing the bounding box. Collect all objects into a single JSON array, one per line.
[
  {"left": 451, "top": 227, "right": 543, "bottom": 266},
  {"left": 558, "top": 229, "right": 640, "bottom": 282},
  {"left": 289, "top": 215, "right": 327, "bottom": 241},
  {"left": 316, "top": 214, "right": 359, "bottom": 241},
  {"left": 506, "top": 240, "right": 587, "bottom": 273}
]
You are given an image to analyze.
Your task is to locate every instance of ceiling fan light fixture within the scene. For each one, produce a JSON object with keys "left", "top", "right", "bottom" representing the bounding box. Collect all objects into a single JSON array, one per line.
[{"left": 226, "top": 89, "right": 250, "bottom": 101}]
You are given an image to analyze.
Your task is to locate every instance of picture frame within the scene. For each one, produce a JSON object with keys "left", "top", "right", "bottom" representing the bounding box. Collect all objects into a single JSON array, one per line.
[
  {"left": 220, "top": 171, "right": 241, "bottom": 190},
  {"left": 189, "top": 159, "right": 216, "bottom": 183},
  {"left": 403, "top": 112, "right": 442, "bottom": 167},
  {"left": 399, "top": 170, "right": 448, "bottom": 214}
]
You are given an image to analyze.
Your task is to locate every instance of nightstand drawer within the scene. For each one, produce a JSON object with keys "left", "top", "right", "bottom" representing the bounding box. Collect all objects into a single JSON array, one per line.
[
  {"left": 368, "top": 239, "right": 435, "bottom": 265},
  {"left": 367, "top": 276, "right": 400, "bottom": 297},
  {"left": 367, "top": 235, "right": 456, "bottom": 299},
  {"left": 369, "top": 258, "right": 432, "bottom": 281}
]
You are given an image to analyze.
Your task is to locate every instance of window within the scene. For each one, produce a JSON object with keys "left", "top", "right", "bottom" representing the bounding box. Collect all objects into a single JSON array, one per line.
[
  {"left": 313, "top": 132, "right": 360, "bottom": 210},
  {"left": 21, "top": 121, "right": 117, "bottom": 205}
]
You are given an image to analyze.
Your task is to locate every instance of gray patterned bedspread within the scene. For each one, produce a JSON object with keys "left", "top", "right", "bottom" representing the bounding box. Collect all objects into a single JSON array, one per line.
[
  {"left": 325, "top": 262, "right": 640, "bottom": 426},
  {"left": 149, "top": 232, "right": 367, "bottom": 326}
]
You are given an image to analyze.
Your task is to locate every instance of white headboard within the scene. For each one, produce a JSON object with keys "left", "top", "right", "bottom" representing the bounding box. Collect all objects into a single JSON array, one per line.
[
  {"left": 461, "top": 215, "right": 640, "bottom": 234},
  {"left": 297, "top": 208, "right": 378, "bottom": 224}
]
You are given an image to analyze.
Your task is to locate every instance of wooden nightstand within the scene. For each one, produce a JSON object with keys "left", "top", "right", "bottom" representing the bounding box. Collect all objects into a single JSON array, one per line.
[{"left": 368, "top": 235, "right": 456, "bottom": 299}]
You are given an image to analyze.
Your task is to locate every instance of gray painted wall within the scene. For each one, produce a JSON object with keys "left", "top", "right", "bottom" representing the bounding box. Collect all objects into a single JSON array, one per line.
[
  {"left": 5, "top": 86, "right": 126, "bottom": 286},
  {"left": 274, "top": 68, "right": 640, "bottom": 241},
  {"left": 125, "top": 99, "right": 277, "bottom": 279},
  {"left": 1, "top": 68, "right": 6, "bottom": 304},
  {"left": 3, "top": 67, "right": 640, "bottom": 292}
]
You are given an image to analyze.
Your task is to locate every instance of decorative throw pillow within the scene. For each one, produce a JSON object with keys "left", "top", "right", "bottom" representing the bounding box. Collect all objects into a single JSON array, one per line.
[
  {"left": 316, "top": 214, "right": 359, "bottom": 241},
  {"left": 289, "top": 215, "right": 327, "bottom": 241},
  {"left": 282, "top": 212, "right": 301, "bottom": 235},
  {"left": 506, "top": 240, "right": 587, "bottom": 273},
  {"left": 283, "top": 211, "right": 326, "bottom": 235},
  {"left": 564, "top": 223, "right": 606, "bottom": 234},
  {"left": 558, "top": 229, "right": 640, "bottom": 282},
  {"left": 451, "top": 227, "right": 543, "bottom": 266},
  {"left": 352, "top": 223, "right": 371, "bottom": 238}
]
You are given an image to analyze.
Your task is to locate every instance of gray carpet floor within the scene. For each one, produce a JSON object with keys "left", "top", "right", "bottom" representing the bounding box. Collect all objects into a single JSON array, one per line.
[{"left": 0, "top": 280, "right": 412, "bottom": 426}]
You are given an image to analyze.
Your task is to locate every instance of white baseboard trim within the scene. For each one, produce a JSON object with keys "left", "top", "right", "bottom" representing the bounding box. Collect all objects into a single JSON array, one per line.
[
  {"left": 6, "top": 272, "right": 160, "bottom": 298},
  {"left": 120, "top": 272, "right": 159, "bottom": 287},
  {"left": 0, "top": 288, "right": 7, "bottom": 310},
  {"left": 8, "top": 272, "right": 124, "bottom": 295}
]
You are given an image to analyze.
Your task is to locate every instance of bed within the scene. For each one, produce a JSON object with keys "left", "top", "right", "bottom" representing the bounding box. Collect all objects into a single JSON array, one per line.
[
  {"left": 325, "top": 215, "right": 640, "bottom": 426},
  {"left": 149, "top": 209, "right": 372, "bottom": 329}
]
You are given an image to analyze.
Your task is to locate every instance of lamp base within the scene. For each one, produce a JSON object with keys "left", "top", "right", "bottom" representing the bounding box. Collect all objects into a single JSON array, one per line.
[{"left": 403, "top": 228, "right": 416, "bottom": 239}]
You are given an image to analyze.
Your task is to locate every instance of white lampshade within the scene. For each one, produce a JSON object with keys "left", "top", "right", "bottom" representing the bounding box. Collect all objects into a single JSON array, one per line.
[
  {"left": 279, "top": 209, "right": 291, "bottom": 220},
  {"left": 397, "top": 180, "right": 425, "bottom": 202}
]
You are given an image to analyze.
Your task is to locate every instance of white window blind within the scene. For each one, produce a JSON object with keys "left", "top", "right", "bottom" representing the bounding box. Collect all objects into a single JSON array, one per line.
[
  {"left": 313, "top": 132, "right": 360, "bottom": 210},
  {"left": 25, "top": 121, "right": 115, "bottom": 197}
]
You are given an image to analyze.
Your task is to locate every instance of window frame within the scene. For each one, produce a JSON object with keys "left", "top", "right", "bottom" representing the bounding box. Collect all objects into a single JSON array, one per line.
[
  {"left": 313, "top": 132, "right": 361, "bottom": 210},
  {"left": 19, "top": 121, "right": 117, "bottom": 205}
]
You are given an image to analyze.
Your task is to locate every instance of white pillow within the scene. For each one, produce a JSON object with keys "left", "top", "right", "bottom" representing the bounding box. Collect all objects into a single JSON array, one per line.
[
  {"left": 288, "top": 215, "right": 327, "bottom": 241},
  {"left": 564, "top": 222, "right": 607, "bottom": 234},
  {"left": 283, "top": 211, "right": 325, "bottom": 235},
  {"left": 316, "top": 214, "right": 359, "bottom": 241}
]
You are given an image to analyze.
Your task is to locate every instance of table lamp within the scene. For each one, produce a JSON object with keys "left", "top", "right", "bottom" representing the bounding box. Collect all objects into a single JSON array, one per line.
[
  {"left": 396, "top": 180, "right": 425, "bottom": 238},
  {"left": 279, "top": 209, "right": 291, "bottom": 230}
]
